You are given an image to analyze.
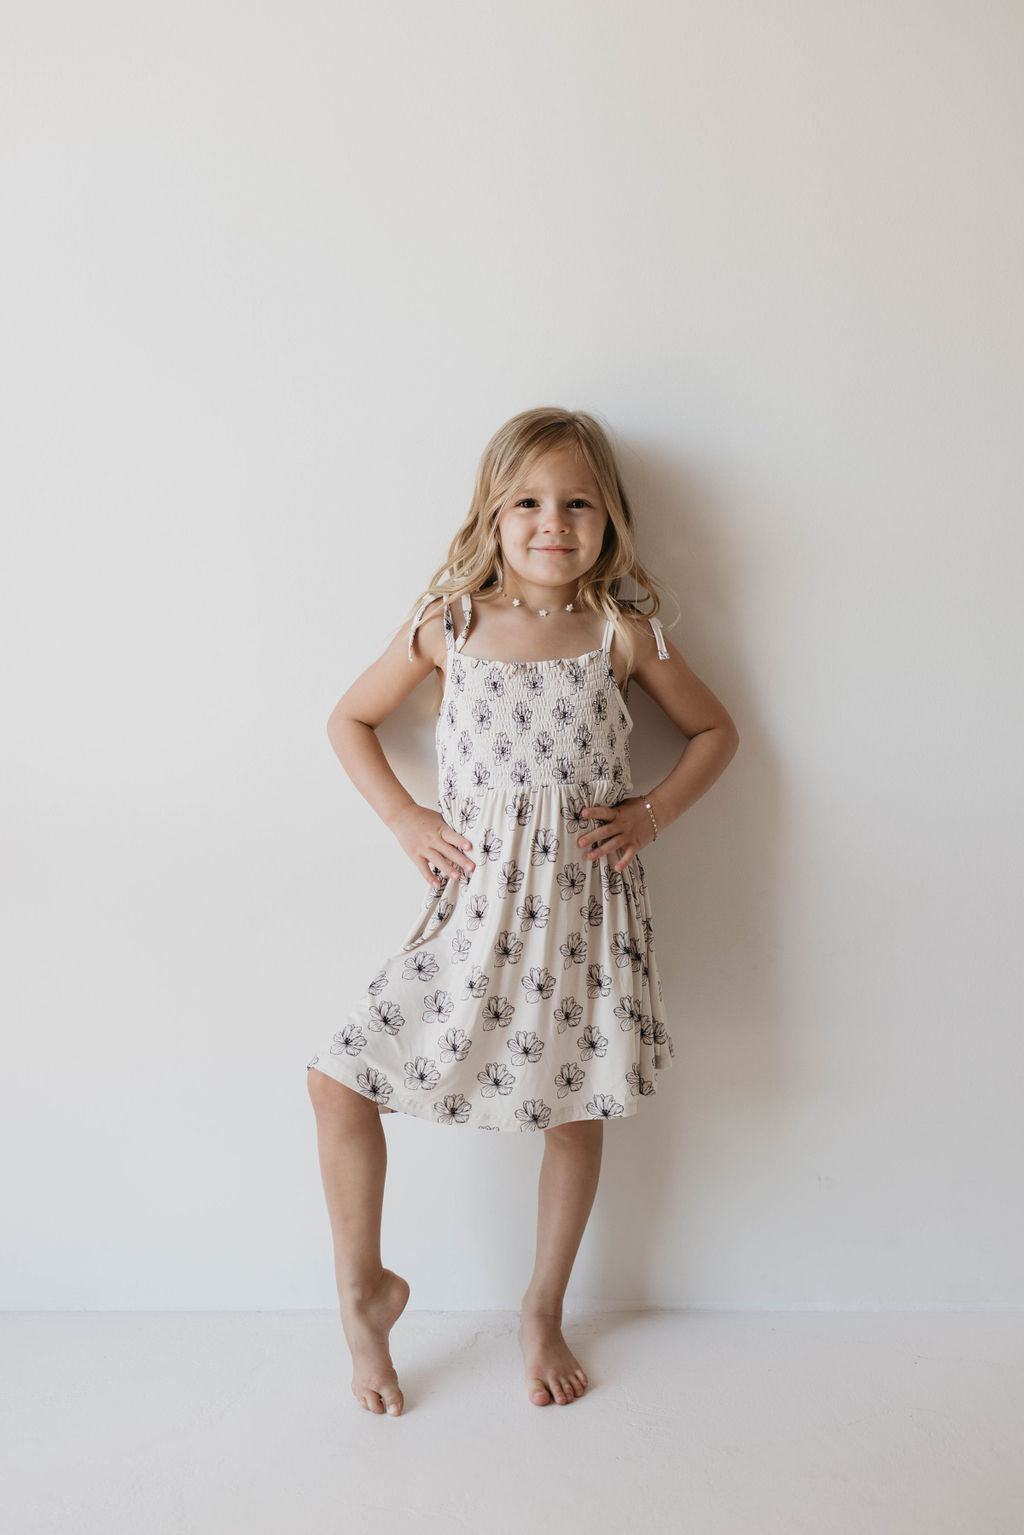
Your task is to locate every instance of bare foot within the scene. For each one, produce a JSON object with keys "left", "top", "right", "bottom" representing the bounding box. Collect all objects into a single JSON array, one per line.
[
  {"left": 517, "top": 1309, "right": 589, "bottom": 1406},
  {"left": 339, "top": 1267, "right": 411, "bottom": 1415}
]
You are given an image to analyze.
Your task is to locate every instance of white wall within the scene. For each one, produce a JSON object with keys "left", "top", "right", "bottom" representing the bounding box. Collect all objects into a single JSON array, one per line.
[{"left": 3, "top": 0, "right": 1021, "bottom": 1311}]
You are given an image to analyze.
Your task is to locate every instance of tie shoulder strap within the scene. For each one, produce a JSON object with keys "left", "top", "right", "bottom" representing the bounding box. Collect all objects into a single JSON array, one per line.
[
  {"left": 407, "top": 593, "right": 436, "bottom": 662},
  {"left": 601, "top": 610, "right": 670, "bottom": 660},
  {"left": 407, "top": 592, "right": 474, "bottom": 661},
  {"left": 648, "top": 614, "right": 669, "bottom": 659}
]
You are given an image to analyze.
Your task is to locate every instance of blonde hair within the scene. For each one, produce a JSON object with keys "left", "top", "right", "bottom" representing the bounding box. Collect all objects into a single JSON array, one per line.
[{"left": 400, "top": 406, "right": 672, "bottom": 708}]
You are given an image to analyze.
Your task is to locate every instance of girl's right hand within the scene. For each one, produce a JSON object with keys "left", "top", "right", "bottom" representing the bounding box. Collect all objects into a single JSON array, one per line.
[{"left": 389, "top": 803, "right": 476, "bottom": 892}]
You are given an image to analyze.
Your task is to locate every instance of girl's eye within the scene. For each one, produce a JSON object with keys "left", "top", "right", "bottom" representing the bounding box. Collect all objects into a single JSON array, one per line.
[{"left": 516, "top": 498, "right": 590, "bottom": 509}]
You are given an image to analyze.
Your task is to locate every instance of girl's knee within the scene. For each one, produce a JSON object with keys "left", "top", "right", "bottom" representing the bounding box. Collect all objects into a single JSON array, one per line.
[{"left": 307, "top": 1065, "right": 373, "bottom": 1123}]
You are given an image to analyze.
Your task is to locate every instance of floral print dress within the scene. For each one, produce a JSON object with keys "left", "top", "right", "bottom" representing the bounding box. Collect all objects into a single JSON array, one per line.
[{"left": 307, "top": 592, "right": 676, "bottom": 1131}]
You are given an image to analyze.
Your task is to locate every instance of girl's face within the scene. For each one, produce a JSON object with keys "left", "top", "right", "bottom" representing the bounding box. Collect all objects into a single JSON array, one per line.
[{"left": 497, "top": 446, "right": 609, "bottom": 596}]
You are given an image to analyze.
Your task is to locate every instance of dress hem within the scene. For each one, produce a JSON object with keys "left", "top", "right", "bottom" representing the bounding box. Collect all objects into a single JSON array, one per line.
[{"left": 307, "top": 1056, "right": 672, "bottom": 1132}]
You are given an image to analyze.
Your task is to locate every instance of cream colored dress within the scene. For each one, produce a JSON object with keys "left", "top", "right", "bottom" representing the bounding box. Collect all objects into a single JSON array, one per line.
[{"left": 307, "top": 593, "right": 676, "bottom": 1131}]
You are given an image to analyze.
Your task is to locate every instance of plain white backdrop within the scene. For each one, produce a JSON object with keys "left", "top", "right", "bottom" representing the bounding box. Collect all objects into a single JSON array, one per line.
[{"left": 2, "top": 0, "right": 1021, "bottom": 1313}]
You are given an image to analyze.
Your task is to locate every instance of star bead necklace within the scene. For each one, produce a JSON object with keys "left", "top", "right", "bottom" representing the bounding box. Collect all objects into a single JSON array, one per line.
[{"left": 509, "top": 597, "right": 575, "bottom": 617}]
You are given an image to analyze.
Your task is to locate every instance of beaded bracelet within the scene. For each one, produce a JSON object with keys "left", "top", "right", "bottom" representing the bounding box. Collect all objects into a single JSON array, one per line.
[{"left": 643, "top": 797, "right": 659, "bottom": 840}]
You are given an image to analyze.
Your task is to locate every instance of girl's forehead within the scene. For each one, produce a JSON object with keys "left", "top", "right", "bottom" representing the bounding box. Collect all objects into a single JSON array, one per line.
[{"left": 515, "top": 450, "right": 599, "bottom": 492}]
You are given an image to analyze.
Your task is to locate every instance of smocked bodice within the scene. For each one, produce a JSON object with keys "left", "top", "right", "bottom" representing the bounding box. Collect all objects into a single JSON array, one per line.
[
  {"left": 436, "top": 646, "right": 635, "bottom": 807},
  {"left": 406, "top": 592, "right": 669, "bottom": 817}
]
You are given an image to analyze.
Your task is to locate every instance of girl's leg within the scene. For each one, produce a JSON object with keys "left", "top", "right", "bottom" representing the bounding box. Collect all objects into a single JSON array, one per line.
[
  {"left": 518, "top": 1118, "right": 603, "bottom": 1406},
  {"left": 307, "top": 1067, "right": 410, "bottom": 1416}
]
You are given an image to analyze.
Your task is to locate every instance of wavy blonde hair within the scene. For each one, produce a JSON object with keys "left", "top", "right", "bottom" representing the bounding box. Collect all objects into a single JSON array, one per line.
[{"left": 398, "top": 406, "right": 672, "bottom": 709}]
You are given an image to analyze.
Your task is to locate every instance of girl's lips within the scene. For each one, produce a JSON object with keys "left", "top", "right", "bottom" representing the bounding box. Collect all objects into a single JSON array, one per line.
[{"left": 534, "top": 548, "right": 573, "bottom": 553}]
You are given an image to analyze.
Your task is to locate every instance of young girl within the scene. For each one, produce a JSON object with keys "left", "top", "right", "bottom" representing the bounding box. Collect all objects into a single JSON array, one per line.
[{"left": 306, "top": 407, "right": 739, "bottom": 1417}]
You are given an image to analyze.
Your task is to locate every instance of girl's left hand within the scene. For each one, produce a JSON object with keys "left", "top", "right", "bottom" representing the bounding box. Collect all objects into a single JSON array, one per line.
[{"left": 577, "top": 797, "right": 654, "bottom": 873}]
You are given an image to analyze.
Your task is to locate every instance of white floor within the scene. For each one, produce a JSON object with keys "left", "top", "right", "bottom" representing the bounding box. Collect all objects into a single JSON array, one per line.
[{"left": 3, "top": 1309, "right": 1022, "bottom": 1534}]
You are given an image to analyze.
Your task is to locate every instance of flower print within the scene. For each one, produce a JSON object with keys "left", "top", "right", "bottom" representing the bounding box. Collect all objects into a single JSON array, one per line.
[
  {"left": 454, "top": 797, "right": 482, "bottom": 836},
  {"left": 462, "top": 963, "right": 490, "bottom": 999},
  {"left": 367, "top": 967, "right": 389, "bottom": 996},
  {"left": 471, "top": 698, "right": 494, "bottom": 734},
  {"left": 505, "top": 792, "right": 534, "bottom": 827},
  {"left": 640, "top": 913, "right": 654, "bottom": 947},
  {"left": 434, "top": 1093, "right": 473, "bottom": 1125},
  {"left": 450, "top": 658, "right": 467, "bottom": 694},
  {"left": 511, "top": 700, "right": 534, "bottom": 734},
  {"left": 508, "top": 1028, "right": 545, "bottom": 1065},
  {"left": 559, "top": 930, "right": 588, "bottom": 970},
  {"left": 481, "top": 994, "right": 515, "bottom": 1030},
  {"left": 470, "top": 761, "right": 494, "bottom": 792},
  {"left": 530, "top": 827, "right": 558, "bottom": 864},
  {"left": 552, "top": 756, "right": 576, "bottom": 785},
  {"left": 610, "top": 931, "right": 637, "bottom": 970},
  {"left": 482, "top": 667, "right": 506, "bottom": 700},
  {"left": 330, "top": 1023, "right": 368, "bottom": 1055},
  {"left": 367, "top": 999, "right": 406, "bottom": 1036},
  {"left": 611, "top": 761, "right": 627, "bottom": 790},
  {"left": 510, "top": 759, "right": 533, "bottom": 789},
  {"left": 521, "top": 967, "right": 556, "bottom": 1004},
  {"left": 493, "top": 929, "right": 524, "bottom": 966},
  {"left": 593, "top": 691, "right": 609, "bottom": 722},
  {"left": 422, "top": 989, "right": 455, "bottom": 1026},
  {"left": 557, "top": 862, "right": 586, "bottom": 900},
  {"left": 627, "top": 1062, "right": 656, "bottom": 1097},
  {"left": 637, "top": 950, "right": 651, "bottom": 991},
  {"left": 638, "top": 1013, "right": 659, "bottom": 1048},
  {"left": 307, "top": 1054, "right": 319, "bottom": 1068},
  {"left": 561, "top": 791, "right": 595, "bottom": 837},
  {"left": 533, "top": 731, "right": 555, "bottom": 765},
  {"left": 573, "top": 721, "right": 595, "bottom": 755},
  {"left": 601, "top": 865, "right": 625, "bottom": 899},
  {"left": 404, "top": 1055, "right": 442, "bottom": 1091},
  {"left": 449, "top": 928, "right": 473, "bottom": 963},
  {"left": 591, "top": 751, "right": 610, "bottom": 780},
  {"left": 441, "top": 766, "right": 458, "bottom": 802},
  {"left": 554, "top": 1061, "right": 586, "bottom": 1098},
  {"left": 516, "top": 1098, "right": 552, "bottom": 1130},
  {"left": 497, "top": 859, "right": 525, "bottom": 897},
  {"left": 578, "top": 1023, "right": 608, "bottom": 1061},
  {"left": 523, "top": 671, "right": 546, "bottom": 699},
  {"left": 554, "top": 995, "right": 584, "bottom": 1033},
  {"left": 438, "top": 1027, "right": 472, "bottom": 1063},
  {"left": 562, "top": 659, "right": 586, "bottom": 690},
  {"left": 479, "top": 827, "right": 504, "bottom": 862},
  {"left": 464, "top": 893, "right": 489, "bottom": 930},
  {"left": 443, "top": 698, "right": 458, "bottom": 734},
  {"left": 517, "top": 893, "right": 550, "bottom": 931},
  {"left": 581, "top": 894, "right": 604, "bottom": 928},
  {"left": 615, "top": 995, "right": 643, "bottom": 1033},
  {"left": 356, "top": 1065, "right": 394, "bottom": 1104},
  {"left": 478, "top": 1061, "right": 517, "bottom": 1097},
  {"left": 585, "top": 962, "right": 612, "bottom": 998},
  {"left": 457, "top": 731, "right": 473, "bottom": 762},
  {"left": 492, "top": 731, "right": 513, "bottom": 764},
  {"left": 649, "top": 1014, "right": 672, "bottom": 1054},
  {"left": 586, "top": 1092, "right": 625, "bottom": 1119},
  {"left": 552, "top": 695, "right": 577, "bottom": 729},
  {"left": 403, "top": 951, "right": 440, "bottom": 983}
]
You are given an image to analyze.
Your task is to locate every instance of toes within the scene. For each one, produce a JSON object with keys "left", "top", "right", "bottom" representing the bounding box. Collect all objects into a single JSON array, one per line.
[
  {"left": 528, "top": 1377, "right": 553, "bottom": 1405},
  {"left": 382, "top": 1389, "right": 404, "bottom": 1416}
]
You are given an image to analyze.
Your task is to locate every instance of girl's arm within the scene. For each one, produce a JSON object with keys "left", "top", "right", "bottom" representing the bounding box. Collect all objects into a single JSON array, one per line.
[
  {"left": 326, "top": 598, "right": 446, "bottom": 829},
  {"left": 625, "top": 617, "right": 740, "bottom": 831}
]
